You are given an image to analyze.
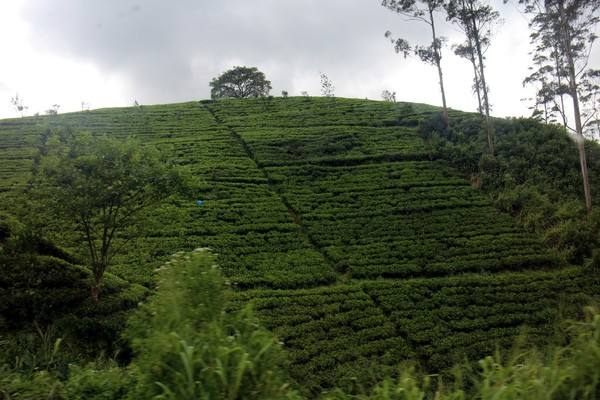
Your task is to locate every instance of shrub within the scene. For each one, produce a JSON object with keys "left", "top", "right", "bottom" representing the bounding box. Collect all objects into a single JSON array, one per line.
[
  {"left": 63, "top": 364, "right": 134, "bottom": 400},
  {"left": 126, "top": 249, "right": 300, "bottom": 399}
]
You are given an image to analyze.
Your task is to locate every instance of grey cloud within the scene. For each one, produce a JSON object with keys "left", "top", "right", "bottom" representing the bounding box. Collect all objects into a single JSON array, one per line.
[{"left": 21, "top": 0, "right": 437, "bottom": 102}]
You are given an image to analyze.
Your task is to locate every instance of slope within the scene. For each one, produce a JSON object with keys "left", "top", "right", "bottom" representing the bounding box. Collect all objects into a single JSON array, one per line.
[{"left": 0, "top": 97, "right": 596, "bottom": 394}]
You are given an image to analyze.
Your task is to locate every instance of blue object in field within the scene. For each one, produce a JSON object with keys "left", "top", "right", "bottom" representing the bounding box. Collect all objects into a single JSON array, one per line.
[{"left": 196, "top": 200, "right": 205, "bottom": 206}]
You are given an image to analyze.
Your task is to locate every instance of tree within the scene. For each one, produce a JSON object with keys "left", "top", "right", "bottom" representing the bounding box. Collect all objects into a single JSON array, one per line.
[
  {"left": 10, "top": 93, "right": 28, "bottom": 117},
  {"left": 523, "top": 40, "right": 570, "bottom": 127},
  {"left": 45, "top": 104, "right": 60, "bottom": 116},
  {"left": 209, "top": 66, "right": 272, "bottom": 99},
  {"left": 29, "top": 130, "right": 190, "bottom": 300},
  {"left": 519, "top": 0, "right": 600, "bottom": 213},
  {"left": 453, "top": 42, "right": 483, "bottom": 115},
  {"left": 446, "top": 0, "right": 500, "bottom": 154},
  {"left": 320, "top": 72, "right": 335, "bottom": 97},
  {"left": 382, "top": 89, "right": 397, "bottom": 102},
  {"left": 383, "top": 0, "right": 449, "bottom": 126}
]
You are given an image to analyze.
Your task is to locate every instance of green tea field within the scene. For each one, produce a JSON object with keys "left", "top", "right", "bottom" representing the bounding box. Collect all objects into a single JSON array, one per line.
[{"left": 0, "top": 97, "right": 595, "bottom": 394}]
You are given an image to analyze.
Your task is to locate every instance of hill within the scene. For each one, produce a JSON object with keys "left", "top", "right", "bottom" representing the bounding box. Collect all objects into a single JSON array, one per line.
[{"left": 0, "top": 97, "right": 599, "bottom": 394}]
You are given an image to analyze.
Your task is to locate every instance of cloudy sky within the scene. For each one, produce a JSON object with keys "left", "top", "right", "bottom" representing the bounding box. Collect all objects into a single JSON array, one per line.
[{"left": 0, "top": 1, "right": 596, "bottom": 119}]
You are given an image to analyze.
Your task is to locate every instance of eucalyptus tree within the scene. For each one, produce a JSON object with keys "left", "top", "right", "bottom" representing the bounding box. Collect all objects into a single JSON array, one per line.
[
  {"left": 523, "top": 39, "right": 569, "bottom": 127},
  {"left": 519, "top": 0, "right": 600, "bottom": 212},
  {"left": 446, "top": 0, "right": 500, "bottom": 154},
  {"left": 382, "top": 0, "right": 449, "bottom": 126},
  {"left": 453, "top": 42, "right": 483, "bottom": 115}
]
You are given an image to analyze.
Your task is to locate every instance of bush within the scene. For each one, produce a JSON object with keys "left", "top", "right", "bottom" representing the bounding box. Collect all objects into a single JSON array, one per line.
[
  {"left": 0, "top": 370, "right": 64, "bottom": 400},
  {"left": 320, "top": 308, "right": 600, "bottom": 399},
  {"left": 126, "top": 249, "right": 300, "bottom": 399},
  {"left": 0, "top": 363, "right": 134, "bottom": 400},
  {"left": 0, "top": 255, "right": 89, "bottom": 329},
  {"left": 63, "top": 364, "right": 134, "bottom": 400}
]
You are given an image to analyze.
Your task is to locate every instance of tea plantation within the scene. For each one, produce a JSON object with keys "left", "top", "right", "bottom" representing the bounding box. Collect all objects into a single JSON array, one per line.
[{"left": 0, "top": 97, "right": 597, "bottom": 394}]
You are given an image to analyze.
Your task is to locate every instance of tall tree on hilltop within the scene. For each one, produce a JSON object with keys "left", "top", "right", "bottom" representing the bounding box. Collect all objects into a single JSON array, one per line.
[
  {"left": 453, "top": 41, "right": 483, "bottom": 115},
  {"left": 446, "top": 0, "right": 500, "bottom": 154},
  {"left": 519, "top": 0, "right": 600, "bottom": 213},
  {"left": 524, "top": 38, "right": 570, "bottom": 127},
  {"left": 382, "top": 0, "right": 449, "bottom": 126}
]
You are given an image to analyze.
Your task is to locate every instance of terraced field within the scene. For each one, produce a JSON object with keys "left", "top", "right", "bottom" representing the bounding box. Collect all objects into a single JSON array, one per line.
[{"left": 0, "top": 97, "right": 593, "bottom": 394}]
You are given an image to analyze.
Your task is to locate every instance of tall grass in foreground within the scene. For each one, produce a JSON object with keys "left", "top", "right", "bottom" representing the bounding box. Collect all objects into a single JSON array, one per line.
[
  {"left": 125, "top": 248, "right": 299, "bottom": 400},
  {"left": 324, "top": 308, "right": 600, "bottom": 399},
  {"left": 3, "top": 249, "right": 600, "bottom": 399},
  {"left": 127, "top": 249, "right": 600, "bottom": 399}
]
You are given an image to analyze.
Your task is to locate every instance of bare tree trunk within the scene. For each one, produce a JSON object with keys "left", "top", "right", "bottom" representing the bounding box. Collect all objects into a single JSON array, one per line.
[
  {"left": 470, "top": 11, "right": 494, "bottom": 154},
  {"left": 91, "top": 285, "right": 99, "bottom": 302},
  {"left": 567, "top": 56, "right": 593, "bottom": 213},
  {"left": 554, "top": 46, "right": 569, "bottom": 128},
  {"left": 91, "top": 260, "right": 106, "bottom": 302},
  {"left": 470, "top": 52, "right": 483, "bottom": 115},
  {"left": 559, "top": 1, "right": 592, "bottom": 213},
  {"left": 429, "top": 7, "right": 449, "bottom": 126},
  {"left": 463, "top": 27, "right": 483, "bottom": 115}
]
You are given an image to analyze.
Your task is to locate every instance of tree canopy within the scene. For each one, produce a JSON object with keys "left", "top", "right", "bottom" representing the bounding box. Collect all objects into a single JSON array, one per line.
[
  {"left": 28, "top": 129, "right": 191, "bottom": 299},
  {"left": 519, "top": 0, "right": 600, "bottom": 212},
  {"left": 209, "top": 66, "right": 272, "bottom": 99}
]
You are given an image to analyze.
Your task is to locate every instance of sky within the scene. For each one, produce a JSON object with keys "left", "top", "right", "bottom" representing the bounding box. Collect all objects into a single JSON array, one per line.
[{"left": 0, "top": 0, "right": 596, "bottom": 119}]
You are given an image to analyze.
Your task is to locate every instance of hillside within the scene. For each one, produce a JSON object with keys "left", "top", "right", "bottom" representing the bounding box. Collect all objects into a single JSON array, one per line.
[{"left": 0, "top": 97, "right": 598, "bottom": 394}]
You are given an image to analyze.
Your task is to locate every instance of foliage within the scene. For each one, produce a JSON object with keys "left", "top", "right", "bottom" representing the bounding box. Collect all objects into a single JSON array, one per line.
[
  {"left": 45, "top": 104, "right": 60, "bottom": 116},
  {"left": 126, "top": 249, "right": 299, "bottom": 400},
  {"left": 521, "top": 0, "right": 600, "bottom": 130},
  {"left": 0, "top": 210, "right": 148, "bottom": 345},
  {"left": 381, "top": 90, "right": 397, "bottom": 103},
  {"left": 519, "top": 0, "right": 600, "bottom": 212},
  {"left": 1, "top": 97, "right": 600, "bottom": 394},
  {"left": 320, "top": 73, "right": 335, "bottom": 98},
  {"left": 10, "top": 93, "right": 28, "bottom": 117},
  {"left": 321, "top": 308, "right": 600, "bottom": 399},
  {"left": 210, "top": 66, "right": 272, "bottom": 99},
  {"left": 446, "top": 0, "right": 500, "bottom": 154},
  {"left": 383, "top": 0, "right": 449, "bottom": 124},
  {"left": 0, "top": 363, "right": 135, "bottom": 400},
  {"left": 434, "top": 112, "right": 600, "bottom": 263},
  {"left": 28, "top": 129, "right": 190, "bottom": 299},
  {"left": 8, "top": 306, "right": 600, "bottom": 400}
]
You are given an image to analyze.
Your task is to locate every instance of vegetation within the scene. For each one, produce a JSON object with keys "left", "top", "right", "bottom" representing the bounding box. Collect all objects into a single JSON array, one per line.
[
  {"left": 519, "top": 0, "right": 600, "bottom": 213},
  {"left": 10, "top": 94, "right": 27, "bottom": 118},
  {"left": 383, "top": 0, "right": 449, "bottom": 125},
  {"left": 27, "top": 130, "right": 190, "bottom": 300},
  {"left": 445, "top": 0, "right": 499, "bottom": 154},
  {"left": 2, "top": 247, "right": 600, "bottom": 399},
  {"left": 126, "top": 249, "right": 299, "bottom": 399},
  {"left": 0, "top": 97, "right": 600, "bottom": 396},
  {"left": 381, "top": 90, "right": 397, "bottom": 103},
  {"left": 429, "top": 110, "right": 600, "bottom": 266},
  {"left": 320, "top": 73, "right": 335, "bottom": 98},
  {"left": 210, "top": 66, "right": 272, "bottom": 99}
]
